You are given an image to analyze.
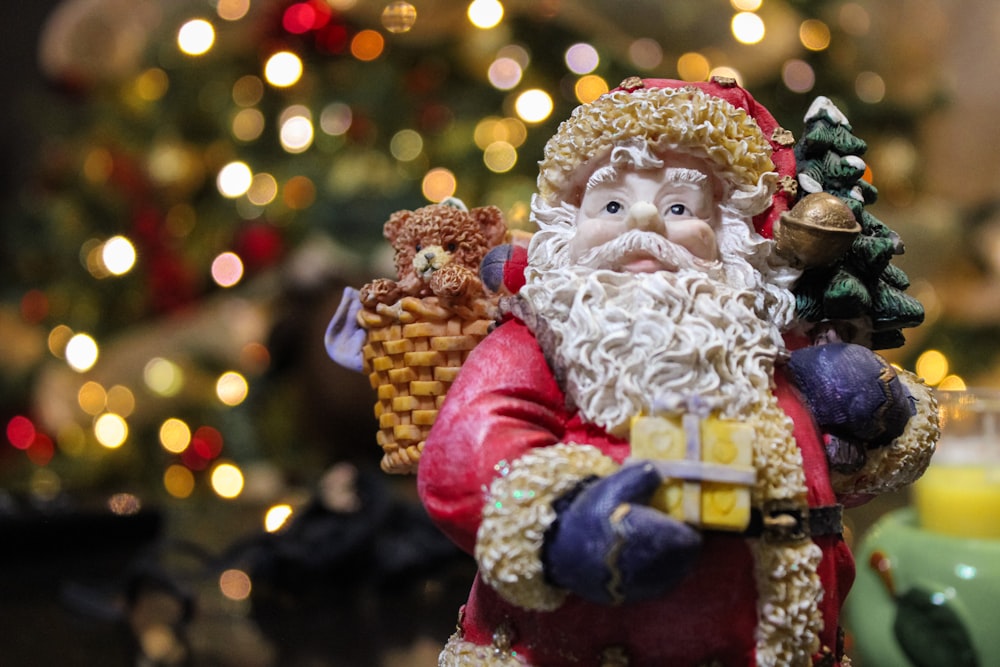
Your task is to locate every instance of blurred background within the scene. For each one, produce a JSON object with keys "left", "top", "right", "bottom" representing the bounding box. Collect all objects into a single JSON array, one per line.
[{"left": 1, "top": 0, "right": 998, "bottom": 665}]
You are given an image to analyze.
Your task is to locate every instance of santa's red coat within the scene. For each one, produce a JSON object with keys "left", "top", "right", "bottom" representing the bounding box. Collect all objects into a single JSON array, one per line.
[{"left": 418, "top": 319, "right": 854, "bottom": 666}]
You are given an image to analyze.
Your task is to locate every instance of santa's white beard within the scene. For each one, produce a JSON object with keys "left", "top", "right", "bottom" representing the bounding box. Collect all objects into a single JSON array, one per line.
[{"left": 519, "top": 205, "right": 797, "bottom": 437}]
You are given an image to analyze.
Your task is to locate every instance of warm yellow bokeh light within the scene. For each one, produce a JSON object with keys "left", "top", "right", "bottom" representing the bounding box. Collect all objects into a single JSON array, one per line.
[
  {"left": 232, "top": 108, "right": 265, "bottom": 142},
  {"left": 855, "top": 71, "right": 886, "bottom": 103},
  {"left": 732, "top": 12, "right": 766, "bottom": 45},
  {"left": 514, "top": 89, "right": 553, "bottom": 123},
  {"left": 219, "top": 569, "right": 252, "bottom": 601},
  {"left": 320, "top": 102, "right": 352, "bottom": 135},
  {"left": 159, "top": 418, "right": 191, "bottom": 454},
  {"left": 216, "top": 371, "right": 249, "bottom": 406},
  {"left": 677, "top": 52, "right": 711, "bottom": 82},
  {"left": 800, "top": 19, "right": 832, "bottom": 51},
  {"left": 135, "top": 68, "right": 169, "bottom": 102},
  {"left": 106, "top": 385, "right": 135, "bottom": 418},
  {"left": 283, "top": 175, "right": 316, "bottom": 210},
  {"left": 421, "top": 168, "right": 457, "bottom": 202},
  {"left": 731, "top": 0, "right": 762, "bottom": 10},
  {"left": 66, "top": 333, "right": 99, "bottom": 372},
  {"left": 937, "top": 375, "right": 967, "bottom": 391},
  {"left": 48, "top": 325, "right": 74, "bottom": 358},
  {"left": 211, "top": 462, "right": 245, "bottom": 499},
  {"left": 177, "top": 19, "right": 215, "bottom": 56},
  {"left": 144, "top": 357, "right": 184, "bottom": 397},
  {"left": 468, "top": 0, "right": 504, "bottom": 29},
  {"left": 164, "top": 464, "right": 195, "bottom": 498},
  {"left": 78, "top": 381, "right": 107, "bottom": 416},
  {"left": 264, "top": 51, "right": 304, "bottom": 87},
  {"left": 574, "top": 74, "right": 608, "bottom": 103},
  {"left": 217, "top": 0, "right": 251, "bottom": 21},
  {"left": 265, "top": 504, "right": 294, "bottom": 532},
  {"left": 915, "top": 349, "right": 949, "bottom": 386},
  {"left": 211, "top": 252, "right": 244, "bottom": 288},
  {"left": 102, "top": 236, "right": 137, "bottom": 276},
  {"left": 94, "top": 413, "right": 128, "bottom": 449},
  {"left": 483, "top": 141, "right": 517, "bottom": 173},
  {"left": 217, "top": 161, "right": 253, "bottom": 198}
]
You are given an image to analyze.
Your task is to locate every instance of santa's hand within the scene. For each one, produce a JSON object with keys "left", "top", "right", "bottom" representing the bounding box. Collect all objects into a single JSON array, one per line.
[
  {"left": 324, "top": 287, "right": 366, "bottom": 373},
  {"left": 542, "top": 463, "right": 702, "bottom": 605},
  {"left": 787, "top": 342, "right": 914, "bottom": 447}
]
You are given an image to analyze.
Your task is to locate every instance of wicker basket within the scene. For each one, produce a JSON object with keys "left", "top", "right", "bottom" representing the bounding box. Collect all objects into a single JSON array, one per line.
[{"left": 358, "top": 295, "right": 497, "bottom": 474}]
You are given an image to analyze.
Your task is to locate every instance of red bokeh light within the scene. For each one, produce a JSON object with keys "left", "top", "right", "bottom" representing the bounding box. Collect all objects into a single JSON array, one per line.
[{"left": 7, "top": 415, "right": 35, "bottom": 450}]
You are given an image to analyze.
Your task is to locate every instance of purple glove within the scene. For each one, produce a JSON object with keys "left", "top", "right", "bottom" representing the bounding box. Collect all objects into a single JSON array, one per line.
[
  {"left": 542, "top": 463, "right": 702, "bottom": 605},
  {"left": 787, "top": 342, "right": 914, "bottom": 447}
]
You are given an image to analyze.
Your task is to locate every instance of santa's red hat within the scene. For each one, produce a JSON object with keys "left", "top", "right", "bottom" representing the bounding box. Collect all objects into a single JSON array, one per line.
[{"left": 536, "top": 76, "right": 798, "bottom": 239}]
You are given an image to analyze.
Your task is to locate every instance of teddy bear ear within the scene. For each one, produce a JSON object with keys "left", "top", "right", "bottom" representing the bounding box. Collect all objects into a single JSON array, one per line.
[
  {"left": 383, "top": 210, "right": 411, "bottom": 242},
  {"left": 472, "top": 205, "right": 507, "bottom": 245}
]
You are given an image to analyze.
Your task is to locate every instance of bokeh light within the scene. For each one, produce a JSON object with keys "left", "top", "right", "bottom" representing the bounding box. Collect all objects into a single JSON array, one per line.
[
  {"left": 6, "top": 415, "right": 35, "bottom": 450},
  {"left": 164, "top": 464, "right": 195, "bottom": 498},
  {"left": 320, "top": 102, "right": 352, "bottom": 135},
  {"left": 283, "top": 175, "right": 316, "bottom": 210},
  {"left": 217, "top": 0, "right": 251, "bottom": 21},
  {"left": 264, "top": 51, "right": 304, "bottom": 87},
  {"left": 94, "top": 413, "right": 128, "bottom": 449},
  {"left": 564, "top": 43, "right": 599, "bottom": 75},
  {"left": 232, "top": 75, "right": 264, "bottom": 106},
  {"left": 216, "top": 371, "right": 249, "bottom": 406},
  {"left": 782, "top": 59, "right": 816, "bottom": 93},
  {"left": 219, "top": 569, "right": 252, "bottom": 600},
  {"left": 800, "top": 19, "right": 832, "bottom": 51},
  {"left": 280, "top": 115, "right": 315, "bottom": 153},
  {"left": 232, "top": 108, "right": 265, "bottom": 142},
  {"left": 421, "top": 168, "right": 457, "bottom": 202},
  {"left": 574, "top": 75, "right": 608, "bottom": 103},
  {"left": 390, "top": 129, "right": 424, "bottom": 161},
  {"left": 102, "top": 236, "right": 137, "bottom": 275},
  {"left": 839, "top": 3, "right": 871, "bottom": 36},
  {"left": 514, "top": 89, "right": 553, "bottom": 123},
  {"left": 48, "top": 325, "right": 73, "bottom": 358},
  {"left": 106, "top": 385, "right": 135, "bottom": 418},
  {"left": 265, "top": 504, "right": 294, "bottom": 532},
  {"left": 381, "top": 1, "right": 417, "bottom": 33},
  {"left": 211, "top": 462, "right": 245, "bottom": 499},
  {"left": 709, "top": 66, "right": 742, "bottom": 85},
  {"left": 468, "top": 0, "right": 504, "bottom": 29},
  {"left": 134, "top": 68, "right": 169, "bottom": 102},
  {"left": 217, "top": 161, "right": 253, "bottom": 198},
  {"left": 350, "top": 30, "right": 385, "bottom": 61},
  {"left": 855, "top": 71, "right": 886, "bottom": 103},
  {"left": 144, "top": 357, "right": 184, "bottom": 397},
  {"left": 628, "top": 38, "right": 663, "bottom": 70},
  {"left": 65, "top": 333, "right": 99, "bottom": 372},
  {"left": 78, "top": 381, "right": 107, "bottom": 416},
  {"left": 483, "top": 141, "right": 517, "bottom": 173},
  {"left": 160, "top": 418, "right": 192, "bottom": 454},
  {"left": 487, "top": 57, "right": 522, "bottom": 90},
  {"left": 677, "top": 52, "right": 711, "bottom": 82},
  {"left": 915, "top": 349, "right": 949, "bottom": 386},
  {"left": 247, "top": 173, "right": 278, "bottom": 206},
  {"left": 938, "top": 375, "right": 967, "bottom": 391},
  {"left": 732, "top": 12, "right": 766, "bottom": 45},
  {"left": 177, "top": 19, "right": 215, "bottom": 56},
  {"left": 211, "top": 252, "right": 244, "bottom": 288},
  {"left": 108, "top": 493, "right": 142, "bottom": 516},
  {"left": 731, "top": 0, "right": 762, "bottom": 10}
]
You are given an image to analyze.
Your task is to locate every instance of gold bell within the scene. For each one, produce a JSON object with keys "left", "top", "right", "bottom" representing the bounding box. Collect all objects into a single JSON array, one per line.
[{"left": 772, "top": 192, "right": 861, "bottom": 268}]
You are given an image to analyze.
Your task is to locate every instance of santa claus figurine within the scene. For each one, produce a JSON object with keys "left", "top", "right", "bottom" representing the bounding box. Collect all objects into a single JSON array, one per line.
[{"left": 414, "top": 77, "right": 939, "bottom": 667}]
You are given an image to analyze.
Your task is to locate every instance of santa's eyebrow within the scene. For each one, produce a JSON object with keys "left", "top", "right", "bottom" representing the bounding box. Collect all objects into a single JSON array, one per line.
[
  {"left": 585, "top": 165, "right": 618, "bottom": 192},
  {"left": 663, "top": 167, "right": 709, "bottom": 186}
]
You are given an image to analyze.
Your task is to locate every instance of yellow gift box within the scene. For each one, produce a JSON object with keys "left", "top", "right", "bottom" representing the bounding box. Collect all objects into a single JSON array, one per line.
[{"left": 630, "top": 413, "right": 756, "bottom": 531}]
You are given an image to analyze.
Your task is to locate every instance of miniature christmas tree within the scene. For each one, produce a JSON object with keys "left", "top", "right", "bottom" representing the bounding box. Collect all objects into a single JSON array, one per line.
[{"left": 793, "top": 97, "right": 925, "bottom": 349}]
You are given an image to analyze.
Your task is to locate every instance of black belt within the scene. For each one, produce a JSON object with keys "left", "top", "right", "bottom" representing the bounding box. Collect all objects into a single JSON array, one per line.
[{"left": 742, "top": 503, "right": 844, "bottom": 542}]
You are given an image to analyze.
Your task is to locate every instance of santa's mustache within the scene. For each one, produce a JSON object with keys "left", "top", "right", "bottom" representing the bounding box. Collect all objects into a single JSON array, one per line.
[{"left": 574, "top": 229, "right": 720, "bottom": 273}]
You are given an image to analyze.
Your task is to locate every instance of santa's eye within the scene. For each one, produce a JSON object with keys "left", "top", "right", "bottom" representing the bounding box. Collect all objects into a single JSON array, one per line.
[
  {"left": 605, "top": 201, "right": 623, "bottom": 214},
  {"left": 667, "top": 203, "right": 688, "bottom": 216}
]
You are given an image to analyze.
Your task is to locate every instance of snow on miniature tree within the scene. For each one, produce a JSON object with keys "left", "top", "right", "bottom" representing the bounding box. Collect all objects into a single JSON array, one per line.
[{"left": 793, "top": 97, "right": 925, "bottom": 349}]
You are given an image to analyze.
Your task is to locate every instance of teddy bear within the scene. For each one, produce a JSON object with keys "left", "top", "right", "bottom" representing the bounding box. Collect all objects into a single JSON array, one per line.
[{"left": 359, "top": 200, "right": 507, "bottom": 309}]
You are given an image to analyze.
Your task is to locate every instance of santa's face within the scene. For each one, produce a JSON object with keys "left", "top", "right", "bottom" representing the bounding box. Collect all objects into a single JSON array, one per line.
[{"left": 569, "top": 153, "right": 721, "bottom": 273}]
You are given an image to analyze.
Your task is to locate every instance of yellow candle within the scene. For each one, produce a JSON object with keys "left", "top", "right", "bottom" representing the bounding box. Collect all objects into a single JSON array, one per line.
[{"left": 912, "top": 463, "right": 1000, "bottom": 539}]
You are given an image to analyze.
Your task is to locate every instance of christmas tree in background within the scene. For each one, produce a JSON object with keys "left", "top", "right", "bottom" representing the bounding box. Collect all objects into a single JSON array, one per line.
[
  {"left": 0, "top": 0, "right": 937, "bottom": 521},
  {"left": 793, "top": 96, "right": 925, "bottom": 349}
]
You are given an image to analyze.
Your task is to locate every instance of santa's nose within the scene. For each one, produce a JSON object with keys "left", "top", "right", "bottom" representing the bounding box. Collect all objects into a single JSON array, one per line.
[{"left": 626, "top": 201, "right": 665, "bottom": 234}]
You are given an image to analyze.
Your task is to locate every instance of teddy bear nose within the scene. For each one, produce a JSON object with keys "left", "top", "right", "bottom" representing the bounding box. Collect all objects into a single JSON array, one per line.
[{"left": 424, "top": 251, "right": 436, "bottom": 260}]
